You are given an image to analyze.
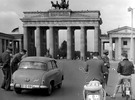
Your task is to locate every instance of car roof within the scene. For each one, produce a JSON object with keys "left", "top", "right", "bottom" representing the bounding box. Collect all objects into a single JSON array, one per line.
[{"left": 21, "top": 57, "right": 56, "bottom": 63}]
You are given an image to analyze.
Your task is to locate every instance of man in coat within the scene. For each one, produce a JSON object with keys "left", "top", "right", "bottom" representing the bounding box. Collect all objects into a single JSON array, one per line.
[
  {"left": 102, "top": 50, "right": 110, "bottom": 85},
  {"left": 83, "top": 52, "right": 107, "bottom": 99},
  {"left": 84, "top": 52, "right": 107, "bottom": 88},
  {"left": 1, "top": 46, "right": 12, "bottom": 91},
  {"left": 45, "top": 50, "right": 52, "bottom": 58},
  {"left": 11, "top": 49, "right": 27, "bottom": 74}
]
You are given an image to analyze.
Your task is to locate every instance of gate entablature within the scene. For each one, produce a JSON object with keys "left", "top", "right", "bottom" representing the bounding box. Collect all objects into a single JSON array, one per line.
[{"left": 21, "top": 9, "right": 102, "bottom": 27}]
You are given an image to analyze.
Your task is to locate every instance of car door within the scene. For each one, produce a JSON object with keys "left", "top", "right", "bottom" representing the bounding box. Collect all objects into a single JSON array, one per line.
[
  {"left": 51, "top": 60, "right": 62, "bottom": 85},
  {"left": 45, "top": 61, "right": 54, "bottom": 85},
  {"left": 45, "top": 61, "right": 59, "bottom": 86}
]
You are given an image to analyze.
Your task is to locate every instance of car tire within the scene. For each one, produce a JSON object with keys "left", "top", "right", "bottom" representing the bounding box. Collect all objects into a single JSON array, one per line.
[
  {"left": 46, "top": 84, "right": 53, "bottom": 96},
  {"left": 14, "top": 88, "right": 22, "bottom": 94},
  {"left": 57, "top": 82, "right": 62, "bottom": 89}
]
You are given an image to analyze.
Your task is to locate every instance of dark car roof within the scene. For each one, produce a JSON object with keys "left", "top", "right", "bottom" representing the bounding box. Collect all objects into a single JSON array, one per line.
[{"left": 21, "top": 57, "right": 55, "bottom": 63}]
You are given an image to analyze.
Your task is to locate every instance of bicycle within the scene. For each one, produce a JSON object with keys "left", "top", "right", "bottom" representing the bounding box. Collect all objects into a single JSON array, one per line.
[{"left": 121, "top": 78, "right": 132, "bottom": 100}]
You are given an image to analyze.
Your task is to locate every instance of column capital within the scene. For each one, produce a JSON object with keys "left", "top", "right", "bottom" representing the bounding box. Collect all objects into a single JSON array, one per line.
[
  {"left": 94, "top": 26, "right": 99, "bottom": 29},
  {"left": 36, "top": 26, "right": 40, "bottom": 28},
  {"left": 80, "top": 26, "right": 85, "bottom": 29},
  {"left": 67, "top": 26, "right": 71, "bottom": 28},
  {"left": 49, "top": 26, "right": 54, "bottom": 28},
  {"left": 67, "top": 26, "right": 71, "bottom": 30}
]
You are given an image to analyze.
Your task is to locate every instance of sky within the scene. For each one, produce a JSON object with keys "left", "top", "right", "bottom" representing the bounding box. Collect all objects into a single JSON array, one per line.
[{"left": 0, "top": 0, "right": 135, "bottom": 50}]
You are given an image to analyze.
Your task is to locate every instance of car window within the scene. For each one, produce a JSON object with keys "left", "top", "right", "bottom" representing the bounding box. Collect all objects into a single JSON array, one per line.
[
  {"left": 48, "top": 61, "right": 53, "bottom": 70},
  {"left": 51, "top": 61, "right": 57, "bottom": 69},
  {"left": 19, "top": 61, "right": 47, "bottom": 70}
]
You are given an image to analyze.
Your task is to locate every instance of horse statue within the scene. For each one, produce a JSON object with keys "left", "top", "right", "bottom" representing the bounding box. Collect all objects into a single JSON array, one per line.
[
  {"left": 51, "top": 0, "right": 69, "bottom": 9},
  {"left": 59, "top": 0, "right": 69, "bottom": 9},
  {"left": 51, "top": 1, "right": 60, "bottom": 9}
]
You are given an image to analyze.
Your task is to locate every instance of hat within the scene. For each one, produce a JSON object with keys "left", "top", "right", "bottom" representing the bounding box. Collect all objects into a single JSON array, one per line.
[
  {"left": 103, "top": 50, "right": 108, "bottom": 55},
  {"left": 21, "top": 49, "right": 27, "bottom": 53},
  {"left": 7, "top": 46, "right": 13, "bottom": 51}
]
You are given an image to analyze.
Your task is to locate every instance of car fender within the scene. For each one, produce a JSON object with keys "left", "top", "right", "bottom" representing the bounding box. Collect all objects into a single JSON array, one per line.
[{"left": 41, "top": 71, "right": 55, "bottom": 87}]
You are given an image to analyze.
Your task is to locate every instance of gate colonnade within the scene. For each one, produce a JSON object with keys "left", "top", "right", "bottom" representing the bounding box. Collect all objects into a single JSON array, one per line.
[{"left": 21, "top": 9, "right": 102, "bottom": 59}]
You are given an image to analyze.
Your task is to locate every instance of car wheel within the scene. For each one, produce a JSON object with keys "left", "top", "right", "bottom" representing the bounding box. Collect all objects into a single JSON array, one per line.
[
  {"left": 57, "top": 82, "right": 62, "bottom": 89},
  {"left": 14, "top": 88, "right": 22, "bottom": 94},
  {"left": 46, "top": 84, "right": 53, "bottom": 96}
]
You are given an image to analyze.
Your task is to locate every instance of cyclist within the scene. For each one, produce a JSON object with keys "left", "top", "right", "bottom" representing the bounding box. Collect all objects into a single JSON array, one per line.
[
  {"left": 83, "top": 52, "right": 107, "bottom": 99},
  {"left": 111, "top": 52, "right": 134, "bottom": 98}
]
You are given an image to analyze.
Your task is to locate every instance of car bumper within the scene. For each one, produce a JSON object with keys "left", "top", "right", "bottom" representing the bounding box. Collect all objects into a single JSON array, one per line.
[{"left": 10, "top": 83, "right": 47, "bottom": 89}]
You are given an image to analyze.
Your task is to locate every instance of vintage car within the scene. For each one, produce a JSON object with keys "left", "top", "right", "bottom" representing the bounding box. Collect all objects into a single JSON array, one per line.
[{"left": 10, "top": 57, "right": 64, "bottom": 95}]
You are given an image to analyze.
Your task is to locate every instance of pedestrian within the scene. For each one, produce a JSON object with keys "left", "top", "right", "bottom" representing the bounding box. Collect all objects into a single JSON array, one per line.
[
  {"left": 102, "top": 50, "right": 110, "bottom": 85},
  {"left": 83, "top": 52, "right": 107, "bottom": 99},
  {"left": 111, "top": 53, "right": 134, "bottom": 98},
  {"left": 11, "top": 49, "right": 27, "bottom": 74},
  {"left": 1, "top": 46, "right": 12, "bottom": 91},
  {"left": 45, "top": 50, "right": 52, "bottom": 58}
]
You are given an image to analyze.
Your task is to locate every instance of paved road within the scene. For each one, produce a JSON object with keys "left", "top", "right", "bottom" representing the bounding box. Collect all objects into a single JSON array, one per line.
[{"left": 0, "top": 60, "right": 133, "bottom": 100}]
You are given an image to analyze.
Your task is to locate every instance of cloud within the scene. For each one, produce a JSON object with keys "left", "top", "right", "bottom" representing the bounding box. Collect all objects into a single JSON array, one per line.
[
  {"left": 0, "top": 11, "right": 22, "bottom": 33},
  {"left": 0, "top": 0, "right": 134, "bottom": 34},
  {"left": 0, "top": 11, "right": 18, "bottom": 17}
]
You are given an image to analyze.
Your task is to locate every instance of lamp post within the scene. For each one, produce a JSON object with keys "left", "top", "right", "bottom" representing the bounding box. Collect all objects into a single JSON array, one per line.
[{"left": 128, "top": 7, "right": 134, "bottom": 63}]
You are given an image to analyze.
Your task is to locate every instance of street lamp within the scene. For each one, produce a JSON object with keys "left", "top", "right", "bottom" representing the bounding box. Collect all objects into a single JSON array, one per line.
[{"left": 128, "top": 7, "right": 134, "bottom": 63}]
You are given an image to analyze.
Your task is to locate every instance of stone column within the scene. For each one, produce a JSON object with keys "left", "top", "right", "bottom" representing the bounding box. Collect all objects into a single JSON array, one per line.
[
  {"left": 67, "top": 26, "right": 72, "bottom": 59},
  {"left": 114, "top": 39, "right": 118, "bottom": 60},
  {"left": 80, "top": 26, "right": 86, "bottom": 60},
  {"left": 94, "top": 26, "right": 99, "bottom": 52},
  {"left": 109, "top": 37, "right": 113, "bottom": 60},
  {"left": 130, "top": 37, "right": 134, "bottom": 62},
  {"left": 19, "top": 39, "right": 22, "bottom": 52},
  {"left": 49, "top": 26, "right": 54, "bottom": 58},
  {"left": 101, "top": 41, "right": 104, "bottom": 56},
  {"left": 35, "top": 26, "right": 41, "bottom": 56},
  {"left": 23, "top": 26, "right": 28, "bottom": 56},
  {"left": 118, "top": 37, "right": 122, "bottom": 60},
  {"left": 0, "top": 39, "right": 2, "bottom": 54},
  {"left": 85, "top": 29, "right": 87, "bottom": 59},
  {"left": 4, "top": 39, "right": 6, "bottom": 51}
]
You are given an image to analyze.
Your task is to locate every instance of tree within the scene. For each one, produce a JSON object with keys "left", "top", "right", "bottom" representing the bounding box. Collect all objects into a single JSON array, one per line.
[
  {"left": 60, "top": 40, "right": 67, "bottom": 51},
  {"left": 59, "top": 40, "right": 67, "bottom": 58},
  {"left": 74, "top": 51, "right": 80, "bottom": 59}
]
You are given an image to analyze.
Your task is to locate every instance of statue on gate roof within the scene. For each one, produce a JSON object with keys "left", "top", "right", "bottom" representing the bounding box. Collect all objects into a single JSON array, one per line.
[
  {"left": 51, "top": 1, "right": 60, "bottom": 9},
  {"left": 51, "top": 0, "right": 69, "bottom": 9}
]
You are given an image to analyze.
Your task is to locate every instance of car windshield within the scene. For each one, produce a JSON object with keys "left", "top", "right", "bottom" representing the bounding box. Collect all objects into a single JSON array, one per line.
[{"left": 19, "top": 61, "right": 47, "bottom": 70}]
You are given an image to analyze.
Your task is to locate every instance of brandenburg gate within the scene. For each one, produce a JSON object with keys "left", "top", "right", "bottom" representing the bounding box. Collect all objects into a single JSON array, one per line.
[{"left": 21, "top": 1, "right": 102, "bottom": 59}]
